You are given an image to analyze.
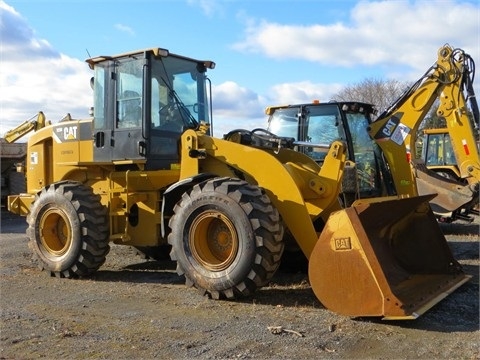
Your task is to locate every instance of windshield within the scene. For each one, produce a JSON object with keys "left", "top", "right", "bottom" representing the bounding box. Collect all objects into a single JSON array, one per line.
[
  {"left": 150, "top": 56, "right": 209, "bottom": 131},
  {"left": 267, "top": 104, "right": 343, "bottom": 161},
  {"left": 425, "top": 133, "right": 457, "bottom": 166}
]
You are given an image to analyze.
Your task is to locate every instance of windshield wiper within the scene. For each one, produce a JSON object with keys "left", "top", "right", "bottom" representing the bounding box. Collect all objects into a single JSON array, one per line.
[{"left": 160, "top": 76, "right": 198, "bottom": 129}]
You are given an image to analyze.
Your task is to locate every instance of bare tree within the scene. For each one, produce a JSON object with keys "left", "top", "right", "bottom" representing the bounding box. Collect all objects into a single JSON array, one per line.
[
  {"left": 332, "top": 77, "right": 456, "bottom": 132},
  {"left": 332, "top": 78, "right": 409, "bottom": 114}
]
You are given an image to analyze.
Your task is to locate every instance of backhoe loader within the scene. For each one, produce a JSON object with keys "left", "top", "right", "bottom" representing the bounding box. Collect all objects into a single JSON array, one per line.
[
  {"left": 266, "top": 45, "right": 479, "bottom": 223},
  {"left": 369, "top": 44, "right": 479, "bottom": 222},
  {"left": 5, "top": 46, "right": 470, "bottom": 320}
]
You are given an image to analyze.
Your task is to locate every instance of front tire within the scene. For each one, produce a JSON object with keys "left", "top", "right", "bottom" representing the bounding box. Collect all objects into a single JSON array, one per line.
[
  {"left": 168, "top": 177, "right": 284, "bottom": 299},
  {"left": 27, "top": 181, "right": 110, "bottom": 278}
]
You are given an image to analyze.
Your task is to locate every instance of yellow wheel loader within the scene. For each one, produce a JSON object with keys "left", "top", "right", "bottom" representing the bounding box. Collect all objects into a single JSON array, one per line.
[
  {"left": 5, "top": 46, "right": 470, "bottom": 320},
  {"left": 266, "top": 45, "right": 479, "bottom": 223}
]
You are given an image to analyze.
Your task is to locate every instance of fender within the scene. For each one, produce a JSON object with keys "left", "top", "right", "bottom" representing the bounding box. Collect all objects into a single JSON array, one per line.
[{"left": 161, "top": 173, "right": 216, "bottom": 237}]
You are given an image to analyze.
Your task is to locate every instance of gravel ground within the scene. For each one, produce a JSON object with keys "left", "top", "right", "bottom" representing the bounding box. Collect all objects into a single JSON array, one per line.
[{"left": 0, "top": 208, "right": 478, "bottom": 359}]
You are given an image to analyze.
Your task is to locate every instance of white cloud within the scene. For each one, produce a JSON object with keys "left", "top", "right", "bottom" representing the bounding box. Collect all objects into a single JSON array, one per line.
[
  {"left": 187, "top": 0, "right": 224, "bottom": 17},
  {"left": 233, "top": 0, "right": 479, "bottom": 73},
  {"left": 210, "top": 81, "right": 266, "bottom": 137},
  {"left": 0, "top": 1, "right": 93, "bottom": 138},
  {"left": 0, "top": 1, "right": 58, "bottom": 61},
  {"left": 269, "top": 81, "right": 344, "bottom": 105},
  {"left": 212, "top": 80, "right": 343, "bottom": 119},
  {"left": 210, "top": 80, "right": 345, "bottom": 137},
  {"left": 114, "top": 23, "right": 135, "bottom": 36},
  {"left": 212, "top": 81, "right": 265, "bottom": 118}
]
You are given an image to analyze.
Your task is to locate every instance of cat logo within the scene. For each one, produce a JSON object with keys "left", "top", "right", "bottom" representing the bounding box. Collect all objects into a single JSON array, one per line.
[
  {"left": 382, "top": 119, "right": 397, "bottom": 137},
  {"left": 54, "top": 125, "right": 78, "bottom": 143},
  {"left": 373, "top": 113, "right": 403, "bottom": 142},
  {"left": 63, "top": 126, "right": 77, "bottom": 140},
  {"left": 334, "top": 237, "right": 352, "bottom": 250}
]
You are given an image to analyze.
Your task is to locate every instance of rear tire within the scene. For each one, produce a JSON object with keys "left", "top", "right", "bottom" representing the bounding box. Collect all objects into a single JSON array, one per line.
[
  {"left": 27, "top": 181, "right": 110, "bottom": 278},
  {"left": 168, "top": 177, "right": 284, "bottom": 299}
]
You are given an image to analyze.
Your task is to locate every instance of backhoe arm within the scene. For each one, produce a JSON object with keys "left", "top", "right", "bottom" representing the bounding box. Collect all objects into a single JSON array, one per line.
[
  {"left": 368, "top": 44, "right": 479, "bottom": 195},
  {"left": 4, "top": 112, "right": 48, "bottom": 143}
]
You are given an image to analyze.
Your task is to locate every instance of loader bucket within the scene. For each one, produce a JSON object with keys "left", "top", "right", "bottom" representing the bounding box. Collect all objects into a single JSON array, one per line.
[{"left": 308, "top": 194, "right": 471, "bottom": 320}]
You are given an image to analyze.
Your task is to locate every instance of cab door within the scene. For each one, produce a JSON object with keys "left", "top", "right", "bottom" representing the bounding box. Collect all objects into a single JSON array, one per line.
[
  {"left": 92, "top": 64, "right": 112, "bottom": 162},
  {"left": 111, "top": 57, "right": 144, "bottom": 161},
  {"left": 93, "top": 56, "right": 145, "bottom": 162}
]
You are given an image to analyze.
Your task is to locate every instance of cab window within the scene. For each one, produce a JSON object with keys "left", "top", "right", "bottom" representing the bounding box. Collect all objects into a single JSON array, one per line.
[{"left": 116, "top": 58, "right": 143, "bottom": 129}]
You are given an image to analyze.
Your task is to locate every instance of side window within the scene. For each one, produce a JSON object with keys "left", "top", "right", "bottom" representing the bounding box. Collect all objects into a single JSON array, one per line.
[
  {"left": 267, "top": 108, "right": 299, "bottom": 139},
  {"left": 346, "top": 113, "right": 378, "bottom": 193},
  {"left": 150, "top": 80, "right": 160, "bottom": 127},
  {"left": 93, "top": 66, "right": 106, "bottom": 130},
  {"left": 150, "top": 79, "right": 169, "bottom": 128},
  {"left": 307, "top": 115, "right": 339, "bottom": 144},
  {"left": 149, "top": 75, "right": 182, "bottom": 157},
  {"left": 305, "top": 105, "right": 342, "bottom": 162},
  {"left": 443, "top": 134, "right": 456, "bottom": 165},
  {"left": 116, "top": 59, "right": 143, "bottom": 129}
]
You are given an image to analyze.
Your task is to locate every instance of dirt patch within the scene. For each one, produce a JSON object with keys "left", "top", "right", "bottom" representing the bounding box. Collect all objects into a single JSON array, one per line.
[{"left": 0, "top": 209, "right": 478, "bottom": 359}]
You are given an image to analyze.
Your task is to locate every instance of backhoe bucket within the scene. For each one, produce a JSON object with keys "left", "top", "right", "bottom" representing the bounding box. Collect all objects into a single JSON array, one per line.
[{"left": 308, "top": 194, "right": 471, "bottom": 320}]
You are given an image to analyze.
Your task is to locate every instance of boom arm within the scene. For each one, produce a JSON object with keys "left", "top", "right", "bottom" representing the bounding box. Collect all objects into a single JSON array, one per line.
[
  {"left": 179, "top": 129, "right": 347, "bottom": 258},
  {"left": 4, "top": 112, "right": 48, "bottom": 143},
  {"left": 368, "top": 44, "right": 480, "bottom": 196}
]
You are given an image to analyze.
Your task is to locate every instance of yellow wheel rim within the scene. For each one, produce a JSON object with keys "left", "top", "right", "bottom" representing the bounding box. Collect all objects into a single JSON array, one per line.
[
  {"left": 39, "top": 209, "right": 72, "bottom": 256},
  {"left": 189, "top": 211, "right": 238, "bottom": 271}
]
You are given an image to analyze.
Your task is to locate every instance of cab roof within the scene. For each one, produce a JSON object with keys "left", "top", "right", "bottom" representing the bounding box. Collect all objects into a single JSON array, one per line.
[{"left": 85, "top": 47, "right": 215, "bottom": 69}]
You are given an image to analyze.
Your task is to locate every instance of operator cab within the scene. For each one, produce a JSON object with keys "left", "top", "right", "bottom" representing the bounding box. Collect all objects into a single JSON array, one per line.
[
  {"left": 88, "top": 48, "right": 214, "bottom": 170},
  {"left": 266, "top": 101, "right": 396, "bottom": 200},
  {"left": 422, "top": 130, "right": 457, "bottom": 166}
]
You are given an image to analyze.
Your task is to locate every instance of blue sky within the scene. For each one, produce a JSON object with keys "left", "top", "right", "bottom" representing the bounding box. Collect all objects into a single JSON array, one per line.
[{"left": 1, "top": 0, "right": 479, "bottom": 138}]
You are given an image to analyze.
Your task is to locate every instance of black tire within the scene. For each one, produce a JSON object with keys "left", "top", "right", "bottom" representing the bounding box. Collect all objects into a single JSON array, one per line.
[
  {"left": 26, "top": 181, "right": 110, "bottom": 278},
  {"left": 168, "top": 177, "right": 284, "bottom": 299}
]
